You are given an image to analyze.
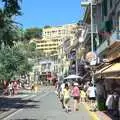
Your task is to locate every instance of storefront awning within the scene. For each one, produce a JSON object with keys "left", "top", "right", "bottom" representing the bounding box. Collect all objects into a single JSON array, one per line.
[
  {"left": 103, "top": 63, "right": 120, "bottom": 73},
  {"left": 95, "top": 64, "right": 112, "bottom": 75},
  {"left": 95, "top": 63, "right": 120, "bottom": 79}
]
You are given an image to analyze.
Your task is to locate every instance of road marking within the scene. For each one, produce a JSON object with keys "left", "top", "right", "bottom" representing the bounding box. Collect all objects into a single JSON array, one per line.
[
  {"left": 84, "top": 103, "right": 100, "bottom": 120},
  {"left": 3, "top": 89, "right": 51, "bottom": 120}
]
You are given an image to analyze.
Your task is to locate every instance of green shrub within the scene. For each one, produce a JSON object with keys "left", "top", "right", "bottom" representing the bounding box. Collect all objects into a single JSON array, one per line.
[{"left": 97, "top": 99, "right": 107, "bottom": 111}]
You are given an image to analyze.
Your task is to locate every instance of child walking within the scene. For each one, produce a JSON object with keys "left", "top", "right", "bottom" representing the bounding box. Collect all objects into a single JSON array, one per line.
[{"left": 80, "top": 89, "right": 87, "bottom": 103}]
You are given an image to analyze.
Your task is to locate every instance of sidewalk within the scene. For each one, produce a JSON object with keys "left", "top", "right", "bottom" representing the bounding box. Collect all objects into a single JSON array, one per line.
[{"left": 83, "top": 103, "right": 113, "bottom": 120}]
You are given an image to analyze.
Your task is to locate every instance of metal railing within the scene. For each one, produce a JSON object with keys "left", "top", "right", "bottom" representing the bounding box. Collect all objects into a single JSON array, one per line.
[{"left": 96, "top": 31, "right": 120, "bottom": 55}]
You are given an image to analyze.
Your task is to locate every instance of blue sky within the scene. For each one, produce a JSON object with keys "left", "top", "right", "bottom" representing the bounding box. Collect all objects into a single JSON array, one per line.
[{"left": 17, "top": 0, "right": 84, "bottom": 28}]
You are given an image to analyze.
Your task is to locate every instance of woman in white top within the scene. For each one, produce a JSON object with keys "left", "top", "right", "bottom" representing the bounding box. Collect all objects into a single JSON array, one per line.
[{"left": 87, "top": 83, "right": 96, "bottom": 110}]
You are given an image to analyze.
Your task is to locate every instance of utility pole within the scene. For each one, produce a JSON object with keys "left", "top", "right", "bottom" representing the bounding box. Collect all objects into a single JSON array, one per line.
[
  {"left": 91, "top": 0, "right": 94, "bottom": 53},
  {"left": 76, "top": 49, "right": 78, "bottom": 75},
  {"left": 76, "top": 49, "right": 78, "bottom": 81},
  {"left": 90, "top": 0, "right": 95, "bottom": 85}
]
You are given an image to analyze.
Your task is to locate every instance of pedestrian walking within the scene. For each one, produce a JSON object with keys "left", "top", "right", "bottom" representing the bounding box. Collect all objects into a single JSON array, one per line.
[
  {"left": 80, "top": 89, "right": 87, "bottom": 103},
  {"left": 63, "top": 83, "right": 71, "bottom": 112},
  {"left": 72, "top": 82, "right": 80, "bottom": 111},
  {"left": 60, "top": 81, "right": 65, "bottom": 109},
  {"left": 8, "top": 82, "right": 13, "bottom": 96},
  {"left": 86, "top": 83, "right": 96, "bottom": 111}
]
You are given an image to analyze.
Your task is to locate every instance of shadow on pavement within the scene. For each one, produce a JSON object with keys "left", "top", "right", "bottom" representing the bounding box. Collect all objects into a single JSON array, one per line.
[
  {"left": 0, "top": 97, "right": 40, "bottom": 111},
  {"left": 13, "top": 119, "right": 38, "bottom": 120}
]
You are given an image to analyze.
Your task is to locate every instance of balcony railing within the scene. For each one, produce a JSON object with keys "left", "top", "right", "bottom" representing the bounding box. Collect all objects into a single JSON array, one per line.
[
  {"left": 83, "top": 24, "right": 97, "bottom": 40},
  {"left": 96, "top": 31, "right": 120, "bottom": 55}
]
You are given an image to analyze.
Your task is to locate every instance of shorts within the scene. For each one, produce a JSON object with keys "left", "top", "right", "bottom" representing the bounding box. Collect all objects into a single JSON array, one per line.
[
  {"left": 64, "top": 98, "right": 70, "bottom": 104},
  {"left": 88, "top": 97, "right": 96, "bottom": 100},
  {"left": 73, "top": 96, "right": 80, "bottom": 100}
]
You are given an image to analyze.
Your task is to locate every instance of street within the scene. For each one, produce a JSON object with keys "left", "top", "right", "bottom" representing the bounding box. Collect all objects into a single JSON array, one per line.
[{"left": 2, "top": 87, "right": 92, "bottom": 120}]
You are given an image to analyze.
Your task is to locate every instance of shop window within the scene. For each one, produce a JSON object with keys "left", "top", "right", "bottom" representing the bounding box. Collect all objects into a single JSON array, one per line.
[
  {"left": 102, "top": 0, "right": 108, "bottom": 17},
  {"left": 105, "top": 20, "right": 113, "bottom": 33}
]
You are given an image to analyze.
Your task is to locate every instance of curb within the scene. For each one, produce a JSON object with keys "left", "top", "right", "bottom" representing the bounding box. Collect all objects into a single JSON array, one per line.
[
  {"left": 96, "top": 111, "right": 113, "bottom": 120},
  {"left": 84, "top": 103, "right": 100, "bottom": 120}
]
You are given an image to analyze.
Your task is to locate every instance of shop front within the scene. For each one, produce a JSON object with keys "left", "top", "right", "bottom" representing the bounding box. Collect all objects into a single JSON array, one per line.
[{"left": 95, "top": 62, "right": 120, "bottom": 113}]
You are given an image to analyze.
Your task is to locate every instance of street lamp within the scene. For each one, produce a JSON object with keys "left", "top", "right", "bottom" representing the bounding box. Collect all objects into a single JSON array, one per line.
[{"left": 90, "top": 0, "right": 94, "bottom": 53}]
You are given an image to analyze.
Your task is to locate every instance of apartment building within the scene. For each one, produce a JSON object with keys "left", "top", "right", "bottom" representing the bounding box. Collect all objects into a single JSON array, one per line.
[
  {"left": 81, "top": 0, "right": 120, "bottom": 60},
  {"left": 42, "top": 24, "right": 76, "bottom": 39},
  {"left": 81, "top": 0, "right": 120, "bottom": 110},
  {"left": 31, "top": 24, "right": 78, "bottom": 73},
  {"left": 33, "top": 24, "right": 77, "bottom": 55}
]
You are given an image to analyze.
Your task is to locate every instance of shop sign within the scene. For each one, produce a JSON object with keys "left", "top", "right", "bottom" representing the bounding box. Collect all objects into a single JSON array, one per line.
[
  {"left": 68, "top": 50, "right": 76, "bottom": 60},
  {"left": 86, "top": 52, "right": 97, "bottom": 63},
  {"left": 63, "top": 39, "right": 70, "bottom": 52}
]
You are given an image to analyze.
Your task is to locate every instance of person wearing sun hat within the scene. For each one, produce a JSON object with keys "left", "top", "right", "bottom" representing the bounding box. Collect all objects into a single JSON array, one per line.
[{"left": 72, "top": 82, "right": 80, "bottom": 111}]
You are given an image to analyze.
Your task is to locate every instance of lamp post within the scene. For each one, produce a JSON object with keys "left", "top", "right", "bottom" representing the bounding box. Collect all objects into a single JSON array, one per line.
[
  {"left": 75, "top": 48, "right": 78, "bottom": 81},
  {"left": 91, "top": 0, "right": 94, "bottom": 53},
  {"left": 76, "top": 51, "right": 78, "bottom": 75},
  {"left": 90, "top": 0, "right": 95, "bottom": 85}
]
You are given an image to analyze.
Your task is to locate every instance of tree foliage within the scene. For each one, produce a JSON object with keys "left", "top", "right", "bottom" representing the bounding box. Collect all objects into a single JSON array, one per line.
[
  {"left": 0, "top": 44, "right": 33, "bottom": 80},
  {"left": 24, "top": 28, "right": 42, "bottom": 41},
  {"left": 0, "top": 0, "right": 22, "bottom": 47},
  {"left": 1, "top": 0, "right": 22, "bottom": 17},
  {"left": 44, "top": 25, "right": 51, "bottom": 29}
]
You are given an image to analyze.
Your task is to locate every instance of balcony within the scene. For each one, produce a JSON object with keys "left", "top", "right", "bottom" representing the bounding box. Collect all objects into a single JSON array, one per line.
[
  {"left": 83, "top": 24, "right": 97, "bottom": 41},
  {"left": 96, "top": 31, "right": 120, "bottom": 55}
]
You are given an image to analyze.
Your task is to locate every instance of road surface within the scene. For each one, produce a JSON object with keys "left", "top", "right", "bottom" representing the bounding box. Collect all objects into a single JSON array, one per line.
[{"left": 3, "top": 87, "right": 92, "bottom": 120}]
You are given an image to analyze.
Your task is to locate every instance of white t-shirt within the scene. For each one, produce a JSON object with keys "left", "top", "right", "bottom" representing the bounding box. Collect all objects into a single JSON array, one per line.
[
  {"left": 87, "top": 86, "right": 96, "bottom": 98},
  {"left": 61, "top": 83, "right": 65, "bottom": 94}
]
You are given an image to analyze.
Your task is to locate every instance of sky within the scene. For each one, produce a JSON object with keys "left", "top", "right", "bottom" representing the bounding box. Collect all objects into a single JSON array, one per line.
[{"left": 17, "top": 0, "right": 84, "bottom": 28}]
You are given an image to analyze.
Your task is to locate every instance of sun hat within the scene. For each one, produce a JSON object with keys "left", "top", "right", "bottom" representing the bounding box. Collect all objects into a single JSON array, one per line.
[{"left": 74, "top": 82, "right": 79, "bottom": 86}]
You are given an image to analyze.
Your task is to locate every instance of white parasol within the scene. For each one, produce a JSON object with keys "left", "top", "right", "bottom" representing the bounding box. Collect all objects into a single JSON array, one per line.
[{"left": 64, "top": 74, "right": 82, "bottom": 79}]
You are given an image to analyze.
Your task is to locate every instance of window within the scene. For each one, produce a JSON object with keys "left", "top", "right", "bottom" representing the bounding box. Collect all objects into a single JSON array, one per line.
[
  {"left": 110, "top": 0, "right": 112, "bottom": 8},
  {"left": 102, "top": 0, "right": 108, "bottom": 17}
]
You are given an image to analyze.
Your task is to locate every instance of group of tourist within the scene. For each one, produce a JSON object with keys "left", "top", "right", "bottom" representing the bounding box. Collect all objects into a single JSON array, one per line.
[
  {"left": 56, "top": 80, "right": 96, "bottom": 113},
  {"left": 3, "top": 80, "right": 21, "bottom": 96}
]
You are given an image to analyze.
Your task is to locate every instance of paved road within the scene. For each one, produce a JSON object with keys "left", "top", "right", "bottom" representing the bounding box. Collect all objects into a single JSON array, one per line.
[{"left": 3, "top": 87, "right": 92, "bottom": 120}]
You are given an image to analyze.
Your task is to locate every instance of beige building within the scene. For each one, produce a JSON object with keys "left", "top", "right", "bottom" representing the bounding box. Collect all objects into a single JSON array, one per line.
[
  {"left": 31, "top": 23, "right": 78, "bottom": 73},
  {"left": 33, "top": 24, "right": 78, "bottom": 55}
]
